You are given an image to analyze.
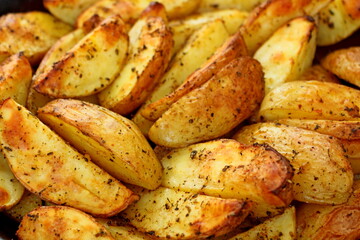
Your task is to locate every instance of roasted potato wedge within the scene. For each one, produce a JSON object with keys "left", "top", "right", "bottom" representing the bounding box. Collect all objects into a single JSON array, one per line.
[
  {"left": 141, "top": 31, "right": 248, "bottom": 121},
  {"left": 120, "top": 186, "right": 252, "bottom": 239},
  {"left": 198, "top": 0, "right": 265, "bottom": 12},
  {"left": 233, "top": 122, "right": 353, "bottom": 204},
  {"left": 98, "top": 10, "right": 173, "bottom": 115},
  {"left": 297, "top": 180, "right": 360, "bottom": 240},
  {"left": 38, "top": 99, "right": 162, "bottom": 190},
  {"left": 5, "top": 192, "right": 43, "bottom": 222},
  {"left": 33, "top": 14, "right": 128, "bottom": 98},
  {"left": 0, "top": 152, "right": 24, "bottom": 211},
  {"left": 240, "top": 0, "right": 331, "bottom": 54},
  {"left": 299, "top": 64, "right": 339, "bottom": 83},
  {"left": 229, "top": 207, "right": 296, "bottom": 240},
  {"left": 161, "top": 139, "right": 293, "bottom": 218},
  {"left": 170, "top": 9, "right": 248, "bottom": 55},
  {"left": 0, "top": 98, "right": 138, "bottom": 217},
  {"left": 132, "top": 19, "right": 230, "bottom": 135},
  {"left": 254, "top": 16, "right": 317, "bottom": 94},
  {"left": 317, "top": 0, "right": 360, "bottom": 46},
  {"left": 0, "top": 11, "right": 72, "bottom": 65},
  {"left": 44, "top": 0, "right": 99, "bottom": 25},
  {"left": 321, "top": 47, "right": 360, "bottom": 87},
  {"left": 258, "top": 81, "right": 360, "bottom": 122},
  {"left": 0, "top": 53, "right": 32, "bottom": 106},
  {"left": 98, "top": 219, "right": 152, "bottom": 240},
  {"left": 148, "top": 57, "right": 263, "bottom": 148},
  {"left": 17, "top": 206, "right": 115, "bottom": 240},
  {"left": 274, "top": 119, "right": 360, "bottom": 140}
]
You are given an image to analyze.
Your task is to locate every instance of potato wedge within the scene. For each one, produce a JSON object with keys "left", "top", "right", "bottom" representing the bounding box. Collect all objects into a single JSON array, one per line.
[
  {"left": 233, "top": 122, "right": 353, "bottom": 204},
  {"left": 132, "top": 19, "right": 230, "bottom": 135},
  {"left": 299, "top": 64, "right": 339, "bottom": 83},
  {"left": 44, "top": 0, "right": 99, "bottom": 25},
  {"left": 98, "top": 219, "right": 152, "bottom": 240},
  {"left": 297, "top": 180, "right": 360, "bottom": 240},
  {"left": 98, "top": 12, "right": 173, "bottom": 115},
  {"left": 258, "top": 81, "right": 360, "bottom": 122},
  {"left": 0, "top": 11, "right": 72, "bottom": 65},
  {"left": 317, "top": 0, "right": 360, "bottom": 46},
  {"left": 148, "top": 57, "right": 263, "bottom": 148},
  {"left": 229, "top": 207, "right": 296, "bottom": 240},
  {"left": 161, "top": 139, "right": 293, "bottom": 218},
  {"left": 0, "top": 98, "right": 138, "bottom": 217},
  {"left": 274, "top": 119, "right": 360, "bottom": 140},
  {"left": 120, "top": 187, "right": 252, "bottom": 239},
  {"left": 321, "top": 47, "right": 360, "bottom": 87},
  {"left": 5, "top": 192, "right": 43, "bottom": 222},
  {"left": 0, "top": 152, "right": 24, "bottom": 211},
  {"left": 197, "top": 0, "right": 265, "bottom": 12},
  {"left": 240, "top": 0, "right": 332, "bottom": 54},
  {"left": 253, "top": 16, "right": 317, "bottom": 94},
  {"left": 0, "top": 53, "right": 32, "bottom": 106},
  {"left": 38, "top": 99, "right": 162, "bottom": 190},
  {"left": 33, "top": 14, "right": 128, "bottom": 98},
  {"left": 170, "top": 9, "right": 248, "bottom": 55},
  {"left": 17, "top": 206, "right": 115, "bottom": 240},
  {"left": 141, "top": 31, "right": 248, "bottom": 121}
]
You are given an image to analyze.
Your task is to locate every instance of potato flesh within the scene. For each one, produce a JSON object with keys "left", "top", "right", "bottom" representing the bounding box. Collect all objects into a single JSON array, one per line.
[
  {"left": 133, "top": 19, "right": 230, "bottom": 135},
  {"left": 161, "top": 139, "right": 293, "bottom": 218},
  {"left": 254, "top": 16, "right": 317, "bottom": 94},
  {"left": 197, "top": 0, "right": 265, "bottom": 12},
  {"left": 17, "top": 206, "right": 115, "bottom": 240},
  {"left": 258, "top": 81, "right": 360, "bottom": 122},
  {"left": 97, "top": 219, "right": 150, "bottom": 240},
  {"left": 5, "top": 192, "right": 43, "bottom": 222},
  {"left": 38, "top": 99, "right": 162, "bottom": 190},
  {"left": 148, "top": 57, "right": 264, "bottom": 148},
  {"left": 233, "top": 123, "right": 353, "bottom": 204},
  {"left": 33, "top": 15, "right": 129, "bottom": 98},
  {"left": 120, "top": 187, "right": 252, "bottom": 239},
  {"left": 0, "top": 99, "right": 137, "bottom": 217}
]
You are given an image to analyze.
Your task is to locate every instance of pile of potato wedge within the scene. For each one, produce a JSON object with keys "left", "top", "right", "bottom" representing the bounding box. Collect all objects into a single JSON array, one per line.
[{"left": 1, "top": 0, "right": 360, "bottom": 239}]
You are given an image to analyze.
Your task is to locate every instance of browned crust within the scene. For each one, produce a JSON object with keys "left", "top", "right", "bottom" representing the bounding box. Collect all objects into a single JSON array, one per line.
[{"left": 344, "top": 0, "right": 360, "bottom": 19}]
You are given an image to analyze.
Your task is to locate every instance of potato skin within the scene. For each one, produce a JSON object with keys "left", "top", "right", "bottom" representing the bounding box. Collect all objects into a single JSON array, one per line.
[
  {"left": 17, "top": 206, "right": 115, "bottom": 240},
  {"left": 233, "top": 123, "right": 353, "bottom": 204},
  {"left": 321, "top": 47, "right": 360, "bottom": 87},
  {"left": 149, "top": 56, "right": 264, "bottom": 148}
]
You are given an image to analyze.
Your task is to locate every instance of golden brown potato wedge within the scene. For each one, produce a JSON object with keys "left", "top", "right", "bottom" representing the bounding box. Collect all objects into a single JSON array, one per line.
[
  {"left": 0, "top": 152, "right": 24, "bottom": 211},
  {"left": 349, "top": 158, "right": 360, "bottom": 175},
  {"left": 274, "top": 119, "right": 360, "bottom": 140},
  {"left": 299, "top": 64, "right": 339, "bottom": 83},
  {"left": 0, "top": 98, "right": 137, "bottom": 217},
  {"left": 141, "top": 31, "right": 248, "bottom": 121},
  {"left": 317, "top": 0, "right": 360, "bottom": 46},
  {"left": 0, "top": 53, "right": 32, "bottom": 106},
  {"left": 17, "top": 206, "right": 115, "bottom": 240},
  {"left": 132, "top": 19, "right": 230, "bottom": 136},
  {"left": 120, "top": 186, "right": 252, "bottom": 239},
  {"left": 0, "top": 11, "right": 72, "bottom": 65},
  {"left": 229, "top": 207, "right": 296, "bottom": 240},
  {"left": 161, "top": 139, "right": 293, "bottom": 218},
  {"left": 98, "top": 12, "right": 172, "bottom": 115},
  {"left": 33, "top": 14, "right": 128, "bottom": 98},
  {"left": 170, "top": 9, "right": 248, "bottom": 55},
  {"left": 258, "top": 81, "right": 360, "bottom": 122},
  {"left": 297, "top": 180, "right": 360, "bottom": 240},
  {"left": 197, "top": 0, "right": 265, "bottom": 12},
  {"left": 254, "top": 16, "right": 317, "bottom": 94},
  {"left": 44, "top": 0, "right": 99, "bottom": 25},
  {"left": 233, "top": 122, "right": 353, "bottom": 204},
  {"left": 321, "top": 47, "right": 360, "bottom": 87},
  {"left": 148, "top": 57, "right": 263, "bottom": 148},
  {"left": 38, "top": 99, "right": 162, "bottom": 190},
  {"left": 98, "top": 219, "right": 153, "bottom": 240},
  {"left": 5, "top": 192, "right": 43, "bottom": 222},
  {"left": 240, "top": 0, "right": 332, "bottom": 54}
]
